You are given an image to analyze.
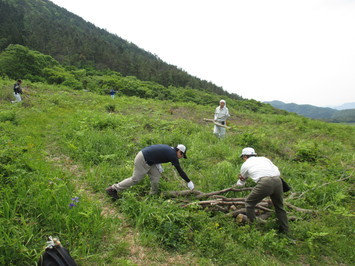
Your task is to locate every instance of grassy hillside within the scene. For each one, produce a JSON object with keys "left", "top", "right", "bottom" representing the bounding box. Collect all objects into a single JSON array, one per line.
[{"left": 0, "top": 78, "right": 354, "bottom": 265}]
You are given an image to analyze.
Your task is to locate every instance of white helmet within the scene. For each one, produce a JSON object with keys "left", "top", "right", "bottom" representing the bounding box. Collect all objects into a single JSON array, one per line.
[{"left": 240, "top": 147, "right": 257, "bottom": 157}]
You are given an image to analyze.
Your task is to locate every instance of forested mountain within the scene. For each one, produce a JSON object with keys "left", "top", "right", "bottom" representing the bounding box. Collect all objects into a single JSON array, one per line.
[
  {"left": 0, "top": 0, "right": 241, "bottom": 99},
  {"left": 329, "top": 102, "right": 355, "bottom": 110},
  {"left": 265, "top": 100, "right": 355, "bottom": 123}
]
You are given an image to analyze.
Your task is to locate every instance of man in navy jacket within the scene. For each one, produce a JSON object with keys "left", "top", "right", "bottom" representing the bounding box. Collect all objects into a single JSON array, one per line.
[{"left": 106, "top": 144, "right": 194, "bottom": 199}]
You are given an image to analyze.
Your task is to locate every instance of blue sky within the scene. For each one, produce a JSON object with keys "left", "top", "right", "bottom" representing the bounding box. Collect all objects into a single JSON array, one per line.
[{"left": 50, "top": 0, "right": 355, "bottom": 107}]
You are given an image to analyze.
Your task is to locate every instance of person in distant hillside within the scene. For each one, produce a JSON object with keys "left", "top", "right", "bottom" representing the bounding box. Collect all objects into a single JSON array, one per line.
[
  {"left": 12, "top": 80, "right": 23, "bottom": 103},
  {"left": 235, "top": 147, "right": 289, "bottom": 233},
  {"left": 106, "top": 144, "right": 194, "bottom": 199},
  {"left": 213, "top": 99, "right": 230, "bottom": 138},
  {"left": 110, "top": 89, "right": 116, "bottom": 99}
]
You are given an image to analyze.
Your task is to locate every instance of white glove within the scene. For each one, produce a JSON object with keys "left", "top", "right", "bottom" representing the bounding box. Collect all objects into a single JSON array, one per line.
[
  {"left": 236, "top": 180, "right": 245, "bottom": 186},
  {"left": 187, "top": 181, "right": 194, "bottom": 190},
  {"left": 155, "top": 164, "right": 164, "bottom": 173}
]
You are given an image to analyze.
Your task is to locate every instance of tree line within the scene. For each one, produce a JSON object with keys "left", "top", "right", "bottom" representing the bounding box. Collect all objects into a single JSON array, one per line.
[
  {"left": 0, "top": 44, "right": 282, "bottom": 115},
  {"left": 0, "top": 0, "right": 241, "bottom": 100}
]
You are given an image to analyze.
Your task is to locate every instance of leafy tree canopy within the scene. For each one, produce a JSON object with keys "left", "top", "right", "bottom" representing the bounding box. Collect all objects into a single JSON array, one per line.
[{"left": 0, "top": 44, "right": 58, "bottom": 80}]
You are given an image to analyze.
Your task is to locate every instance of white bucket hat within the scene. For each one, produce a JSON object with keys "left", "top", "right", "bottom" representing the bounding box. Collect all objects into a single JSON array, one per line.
[{"left": 240, "top": 147, "right": 257, "bottom": 157}]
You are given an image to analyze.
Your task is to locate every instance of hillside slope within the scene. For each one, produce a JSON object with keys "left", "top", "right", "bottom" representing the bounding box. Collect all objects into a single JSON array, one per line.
[
  {"left": 0, "top": 0, "right": 240, "bottom": 99},
  {"left": 0, "top": 78, "right": 354, "bottom": 265}
]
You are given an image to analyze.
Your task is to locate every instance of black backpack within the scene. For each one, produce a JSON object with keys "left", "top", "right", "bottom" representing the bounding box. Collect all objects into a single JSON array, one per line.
[
  {"left": 38, "top": 237, "right": 77, "bottom": 266},
  {"left": 280, "top": 177, "right": 291, "bottom": 192}
]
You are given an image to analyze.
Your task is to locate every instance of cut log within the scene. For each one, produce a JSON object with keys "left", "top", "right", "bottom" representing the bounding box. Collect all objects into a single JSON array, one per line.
[
  {"left": 229, "top": 208, "right": 247, "bottom": 217},
  {"left": 236, "top": 214, "right": 248, "bottom": 224}
]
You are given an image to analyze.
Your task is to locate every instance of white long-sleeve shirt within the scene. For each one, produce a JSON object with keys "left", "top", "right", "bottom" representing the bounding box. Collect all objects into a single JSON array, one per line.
[
  {"left": 237, "top": 156, "right": 280, "bottom": 186},
  {"left": 214, "top": 106, "right": 230, "bottom": 122}
]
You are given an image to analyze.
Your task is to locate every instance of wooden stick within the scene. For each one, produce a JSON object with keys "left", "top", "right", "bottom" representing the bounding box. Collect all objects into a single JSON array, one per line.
[
  {"left": 163, "top": 187, "right": 253, "bottom": 199},
  {"left": 195, "top": 187, "right": 253, "bottom": 199},
  {"left": 164, "top": 187, "right": 317, "bottom": 215},
  {"left": 163, "top": 190, "right": 203, "bottom": 197},
  {"left": 203, "top": 118, "right": 231, "bottom": 129},
  {"left": 284, "top": 202, "right": 317, "bottom": 213}
]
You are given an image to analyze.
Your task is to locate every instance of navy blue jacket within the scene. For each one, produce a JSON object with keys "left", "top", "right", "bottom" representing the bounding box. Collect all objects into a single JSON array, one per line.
[{"left": 141, "top": 144, "right": 190, "bottom": 182}]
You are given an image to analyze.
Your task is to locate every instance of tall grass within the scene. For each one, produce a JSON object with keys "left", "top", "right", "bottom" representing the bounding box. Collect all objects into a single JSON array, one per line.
[{"left": 0, "top": 78, "right": 354, "bottom": 265}]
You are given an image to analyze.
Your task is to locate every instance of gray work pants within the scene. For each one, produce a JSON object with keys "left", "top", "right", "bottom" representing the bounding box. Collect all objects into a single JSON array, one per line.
[
  {"left": 112, "top": 151, "right": 161, "bottom": 194},
  {"left": 245, "top": 176, "right": 289, "bottom": 233}
]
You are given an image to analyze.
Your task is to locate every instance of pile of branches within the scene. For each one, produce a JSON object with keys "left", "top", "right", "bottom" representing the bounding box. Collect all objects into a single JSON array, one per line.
[{"left": 163, "top": 187, "right": 316, "bottom": 222}]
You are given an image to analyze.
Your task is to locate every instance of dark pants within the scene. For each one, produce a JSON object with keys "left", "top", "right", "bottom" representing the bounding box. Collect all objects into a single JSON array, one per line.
[{"left": 245, "top": 176, "right": 289, "bottom": 232}]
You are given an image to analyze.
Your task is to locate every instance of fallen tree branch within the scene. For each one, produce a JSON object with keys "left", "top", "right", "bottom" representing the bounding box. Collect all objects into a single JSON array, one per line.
[
  {"left": 163, "top": 190, "right": 204, "bottom": 197},
  {"left": 284, "top": 202, "right": 317, "bottom": 213},
  {"left": 163, "top": 186, "right": 317, "bottom": 222},
  {"left": 163, "top": 187, "right": 253, "bottom": 199},
  {"left": 183, "top": 200, "right": 245, "bottom": 208},
  {"left": 195, "top": 187, "right": 253, "bottom": 199}
]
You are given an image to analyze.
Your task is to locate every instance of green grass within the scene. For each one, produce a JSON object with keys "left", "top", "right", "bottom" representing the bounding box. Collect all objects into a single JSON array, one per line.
[{"left": 0, "top": 78, "right": 354, "bottom": 265}]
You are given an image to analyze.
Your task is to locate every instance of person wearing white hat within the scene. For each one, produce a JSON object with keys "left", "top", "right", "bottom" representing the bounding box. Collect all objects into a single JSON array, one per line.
[
  {"left": 213, "top": 99, "right": 230, "bottom": 138},
  {"left": 106, "top": 144, "right": 194, "bottom": 199},
  {"left": 236, "top": 147, "right": 289, "bottom": 233}
]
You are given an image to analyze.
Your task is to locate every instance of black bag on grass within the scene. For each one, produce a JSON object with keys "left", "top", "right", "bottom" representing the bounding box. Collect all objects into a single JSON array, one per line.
[
  {"left": 38, "top": 237, "right": 77, "bottom": 266},
  {"left": 280, "top": 177, "right": 291, "bottom": 192}
]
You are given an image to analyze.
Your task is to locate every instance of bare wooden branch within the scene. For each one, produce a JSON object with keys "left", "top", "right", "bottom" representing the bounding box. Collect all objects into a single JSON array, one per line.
[
  {"left": 183, "top": 200, "right": 246, "bottom": 208},
  {"left": 163, "top": 190, "right": 203, "bottom": 197},
  {"left": 255, "top": 204, "right": 273, "bottom": 212},
  {"left": 195, "top": 187, "right": 253, "bottom": 199},
  {"left": 285, "top": 202, "right": 317, "bottom": 213},
  {"left": 228, "top": 208, "right": 247, "bottom": 217},
  {"left": 163, "top": 186, "right": 317, "bottom": 222},
  {"left": 163, "top": 187, "right": 252, "bottom": 199},
  {"left": 203, "top": 118, "right": 231, "bottom": 129},
  {"left": 211, "top": 195, "right": 245, "bottom": 201}
]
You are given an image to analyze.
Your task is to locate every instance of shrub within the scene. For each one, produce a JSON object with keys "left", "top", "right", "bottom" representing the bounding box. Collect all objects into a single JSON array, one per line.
[{"left": 294, "top": 141, "right": 319, "bottom": 162}]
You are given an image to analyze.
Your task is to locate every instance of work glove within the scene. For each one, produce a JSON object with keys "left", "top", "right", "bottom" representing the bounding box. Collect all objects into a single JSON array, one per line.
[
  {"left": 236, "top": 180, "right": 245, "bottom": 186},
  {"left": 155, "top": 164, "right": 164, "bottom": 173},
  {"left": 187, "top": 181, "right": 194, "bottom": 190}
]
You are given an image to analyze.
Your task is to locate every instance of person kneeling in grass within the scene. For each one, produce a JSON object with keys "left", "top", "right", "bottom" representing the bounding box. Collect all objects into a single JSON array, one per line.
[{"left": 106, "top": 144, "right": 194, "bottom": 199}]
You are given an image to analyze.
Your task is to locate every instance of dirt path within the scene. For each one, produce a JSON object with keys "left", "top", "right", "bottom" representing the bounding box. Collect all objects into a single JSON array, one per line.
[{"left": 46, "top": 153, "right": 201, "bottom": 265}]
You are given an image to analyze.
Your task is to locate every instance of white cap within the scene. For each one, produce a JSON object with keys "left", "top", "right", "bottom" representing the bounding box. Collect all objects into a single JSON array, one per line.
[
  {"left": 177, "top": 144, "right": 187, "bottom": 158},
  {"left": 220, "top": 99, "right": 226, "bottom": 103},
  {"left": 240, "top": 147, "right": 257, "bottom": 157}
]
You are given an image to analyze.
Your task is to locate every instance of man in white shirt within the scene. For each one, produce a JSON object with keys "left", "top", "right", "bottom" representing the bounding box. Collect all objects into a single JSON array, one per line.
[
  {"left": 213, "top": 99, "right": 230, "bottom": 138},
  {"left": 236, "top": 147, "right": 289, "bottom": 233}
]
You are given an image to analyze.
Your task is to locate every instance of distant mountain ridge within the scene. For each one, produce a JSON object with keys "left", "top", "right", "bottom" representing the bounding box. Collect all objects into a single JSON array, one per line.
[
  {"left": 327, "top": 102, "right": 355, "bottom": 110},
  {"left": 265, "top": 100, "right": 355, "bottom": 123}
]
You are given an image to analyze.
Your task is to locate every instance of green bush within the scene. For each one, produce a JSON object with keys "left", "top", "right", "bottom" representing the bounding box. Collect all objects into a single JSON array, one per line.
[{"left": 294, "top": 141, "right": 319, "bottom": 162}]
